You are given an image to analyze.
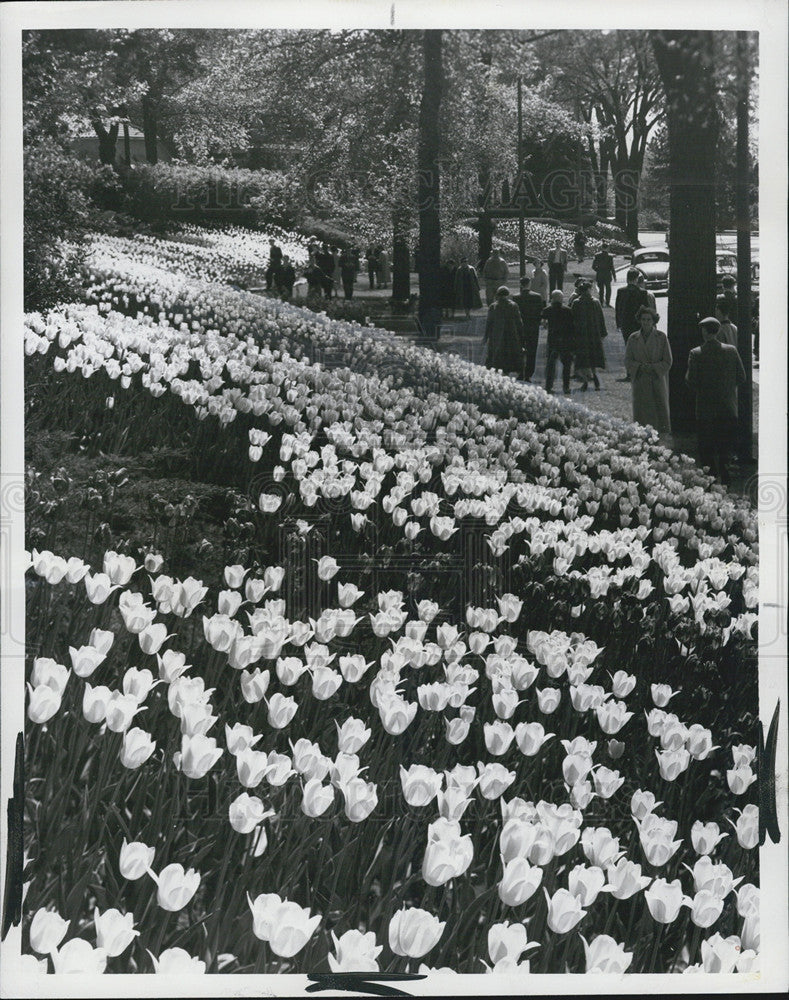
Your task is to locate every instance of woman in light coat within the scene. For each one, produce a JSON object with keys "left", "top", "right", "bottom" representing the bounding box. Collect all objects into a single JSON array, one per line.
[{"left": 624, "top": 306, "right": 673, "bottom": 434}]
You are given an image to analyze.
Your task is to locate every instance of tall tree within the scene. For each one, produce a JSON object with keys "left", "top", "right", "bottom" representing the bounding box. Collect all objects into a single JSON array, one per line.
[
  {"left": 652, "top": 30, "right": 720, "bottom": 431},
  {"left": 417, "top": 30, "right": 443, "bottom": 339},
  {"left": 539, "top": 31, "right": 664, "bottom": 240}
]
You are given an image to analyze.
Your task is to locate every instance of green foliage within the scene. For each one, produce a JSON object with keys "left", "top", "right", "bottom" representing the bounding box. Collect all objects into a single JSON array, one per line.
[
  {"left": 122, "top": 162, "right": 303, "bottom": 229},
  {"left": 23, "top": 139, "right": 95, "bottom": 310}
]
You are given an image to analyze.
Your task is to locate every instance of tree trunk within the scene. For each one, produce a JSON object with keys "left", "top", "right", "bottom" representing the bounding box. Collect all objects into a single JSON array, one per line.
[
  {"left": 142, "top": 93, "right": 159, "bottom": 165},
  {"left": 612, "top": 153, "right": 643, "bottom": 244},
  {"left": 392, "top": 207, "right": 411, "bottom": 302},
  {"left": 91, "top": 118, "right": 119, "bottom": 166},
  {"left": 477, "top": 168, "right": 493, "bottom": 268},
  {"left": 735, "top": 30, "right": 753, "bottom": 461},
  {"left": 597, "top": 141, "right": 610, "bottom": 218},
  {"left": 417, "top": 30, "right": 443, "bottom": 339},
  {"left": 652, "top": 31, "right": 720, "bottom": 432}
]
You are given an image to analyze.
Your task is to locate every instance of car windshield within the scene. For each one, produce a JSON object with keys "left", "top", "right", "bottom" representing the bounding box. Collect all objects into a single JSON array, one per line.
[{"left": 635, "top": 251, "right": 668, "bottom": 262}]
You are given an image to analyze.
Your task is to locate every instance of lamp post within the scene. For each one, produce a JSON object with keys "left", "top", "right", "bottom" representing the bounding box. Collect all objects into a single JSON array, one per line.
[{"left": 518, "top": 75, "right": 526, "bottom": 279}]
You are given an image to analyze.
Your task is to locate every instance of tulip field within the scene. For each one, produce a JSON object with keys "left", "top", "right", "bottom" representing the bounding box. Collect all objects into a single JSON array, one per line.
[{"left": 20, "top": 224, "right": 760, "bottom": 977}]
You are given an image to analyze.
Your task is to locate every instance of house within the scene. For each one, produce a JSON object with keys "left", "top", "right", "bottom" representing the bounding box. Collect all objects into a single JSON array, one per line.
[{"left": 71, "top": 126, "right": 173, "bottom": 164}]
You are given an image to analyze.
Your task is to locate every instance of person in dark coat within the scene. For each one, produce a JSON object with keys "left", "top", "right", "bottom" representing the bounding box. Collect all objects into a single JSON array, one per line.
[
  {"left": 685, "top": 317, "right": 746, "bottom": 484},
  {"left": 305, "top": 260, "right": 329, "bottom": 298},
  {"left": 366, "top": 245, "right": 378, "bottom": 289},
  {"left": 615, "top": 267, "right": 649, "bottom": 380},
  {"left": 571, "top": 281, "right": 606, "bottom": 390},
  {"left": 592, "top": 244, "right": 615, "bottom": 306},
  {"left": 483, "top": 286, "right": 524, "bottom": 375},
  {"left": 541, "top": 289, "right": 575, "bottom": 394},
  {"left": 278, "top": 257, "right": 296, "bottom": 300},
  {"left": 513, "top": 275, "right": 544, "bottom": 382},
  {"left": 574, "top": 229, "right": 587, "bottom": 262},
  {"left": 340, "top": 248, "right": 356, "bottom": 299},
  {"left": 717, "top": 276, "right": 738, "bottom": 324},
  {"left": 439, "top": 259, "right": 457, "bottom": 318},
  {"left": 454, "top": 257, "right": 482, "bottom": 317},
  {"left": 266, "top": 240, "right": 283, "bottom": 290}
]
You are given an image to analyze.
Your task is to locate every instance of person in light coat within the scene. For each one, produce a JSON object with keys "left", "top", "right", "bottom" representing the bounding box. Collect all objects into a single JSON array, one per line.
[
  {"left": 482, "top": 249, "right": 509, "bottom": 305},
  {"left": 530, "top": 260, "right": 549, "bottom": 303},
  {"left": 624, "top": 305, "right": 673, "bottom": 434}
]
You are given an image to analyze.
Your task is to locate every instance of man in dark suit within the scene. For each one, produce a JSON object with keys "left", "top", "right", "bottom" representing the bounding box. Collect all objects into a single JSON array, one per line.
[
  {"left": 615, "top": 267, "right": 649, "bottom": 380},
  {"left": 541, "top": 289, "right": 575, "bottom": 394},
  {"left": 266, "top": 240, "right": 283, "bottom": 290},
  {"left": 717, "top": 276, "right": 738, "bottom": 325},
  {"left": 513, "top": 275, "right": 545, "bottom": 382},
  {"left": 592, "top": 244, "right": 615, "bottom": 306},
  {"left": 685, "top": 317, "right": 746, "bottom": 485}
]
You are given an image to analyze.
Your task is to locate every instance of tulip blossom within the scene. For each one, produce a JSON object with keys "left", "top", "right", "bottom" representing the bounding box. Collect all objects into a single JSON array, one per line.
[
  {"left": 119, "top": 840, "right": 155, "bottom": 880},
  {"left": 644, "top": 877, "right": 687, "bottom": 924},
  {"left": 580, "top": 934, "right": 633, "bottom": 974},
  {"left": 422, "top": 819, "right": 474, "bottom": 886},
  {"left": 689, "top": 856, "right": 741, "bottom": 898},
  {"left": 655, "top": 747, "right": 691, "bottom": 781},
  {"left": 94, "top": 908, "right": 139, "bottom": 958},
  {"left": 29, "top": 908, "right": 69, "bottom": 954},
  {"left": 173, "top": 733, "right": 223, "bottom": 779},
  {"left": 436, "top": 787, "right": 473, "bottom": 822},
  {"left": 498, "top": 857, "right": 543, "bottom": 907},
  {"left": 328, "top": 929, "right": 382, "bottom": 973},
  {"left": 89, "top": 628, "right": 115, "bottom": 655},
  {"left": 630, "top": 789, "right": 661, "bottom": 822},
  {"left": 157, "top": 649, "right": 190, "bottom": 683},
  {"left": 240, "top": 667, "right": 270, "bottom": 703},
  {"left": 68, "top": 645, "right": 106, "bottom": 678},
  {"left": 122, "top": 667, "right": 157, "bottom": 703},
  {"left": 731, "top": 743, "right": 756, "bottom": 768},
  {"left": 581, "top": 827, "right": 622, "bottom": 869},
  {"left": 379, "top": 696, "right": 417, "bottom": 736},
  {"left": 120, "top": 728, "right": 157, "bottom": 769},
  {"left": 224, "top": 564, "right": 247, "bottom": 589},
  {"left": 400, "top": 765, "right": 443, "bottom": 808},
  {"left": 537, "top": 688, "right": 561, "bottom": 714},
  {"left": 487, "top": 921, "right": 538, "bottom": 965},
  {"left": 338, "top": 583, "right": 364, "bottom": 607},
  {"left": 477, "top": 763, "right": 516, "bottom": 800},
  {"left": 302, "top": 778, "right": 335, "bottom": 818},
  {"left": 342, "top": 777, "right": 378, "bottom": 823},
  {"left": 52, "top": 938, "right": 108, "bottom": 974},
  {"left": 267, "top": 692, "right": 298, "bottom": 729},
  {"left": 31, "top": 657, "right": 70, "bottom": 695},
  {"left": 736, "top": 883, "right": 760, "bottom": 919},
  {"left": 151, "top": 948, "right": 206, "bottom": 973},
  {"left": 592, "top": 766, "right": 624, "bottom": 799},
  {"left": 601, "top": 858, "right": 651, "bottom": 900},
  {"left": 568, "top": 864, "right": 606, "bottom": 907},
  {"left": 315, "top": 556, "right": 339, "bottom": 581},
  {"left": 514, "top": 722, "right": 553, "bottom": 757},
  {"left": 688, "top": 889, "right": 725, "bottom": 928},
  {"left": 700, "top": 933, "right": 744, "bottom": 974},
  {"left": 388, "top": 907, "right": 445, "bottom": 958},
  {"left": 727, "top": 765, "right": 757, "bottom": 795},
  {"left": 27, "top": 683, "right": 62, "bottom": 724},
  {"left": 152, "top": 863, "right": 200, "bottom": 912},
  {"left": 690, "top": 821, "right": 728, "bottom": 856},
  {"left": 544, "top": 888, "right": 587, "bottom": 934},
  {"left": 484, "top": 721, "right": 516, "bottom": 756}
]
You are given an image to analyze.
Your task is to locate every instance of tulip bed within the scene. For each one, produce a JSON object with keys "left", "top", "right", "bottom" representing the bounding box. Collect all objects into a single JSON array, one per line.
[{"left": 20, "top": 228, "right": 759, "bottom": 978}]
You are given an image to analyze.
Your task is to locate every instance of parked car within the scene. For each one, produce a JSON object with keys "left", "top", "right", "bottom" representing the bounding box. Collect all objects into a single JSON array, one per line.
[{"left": 631, "top": 246, "right": 669, "bottom": 293}]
